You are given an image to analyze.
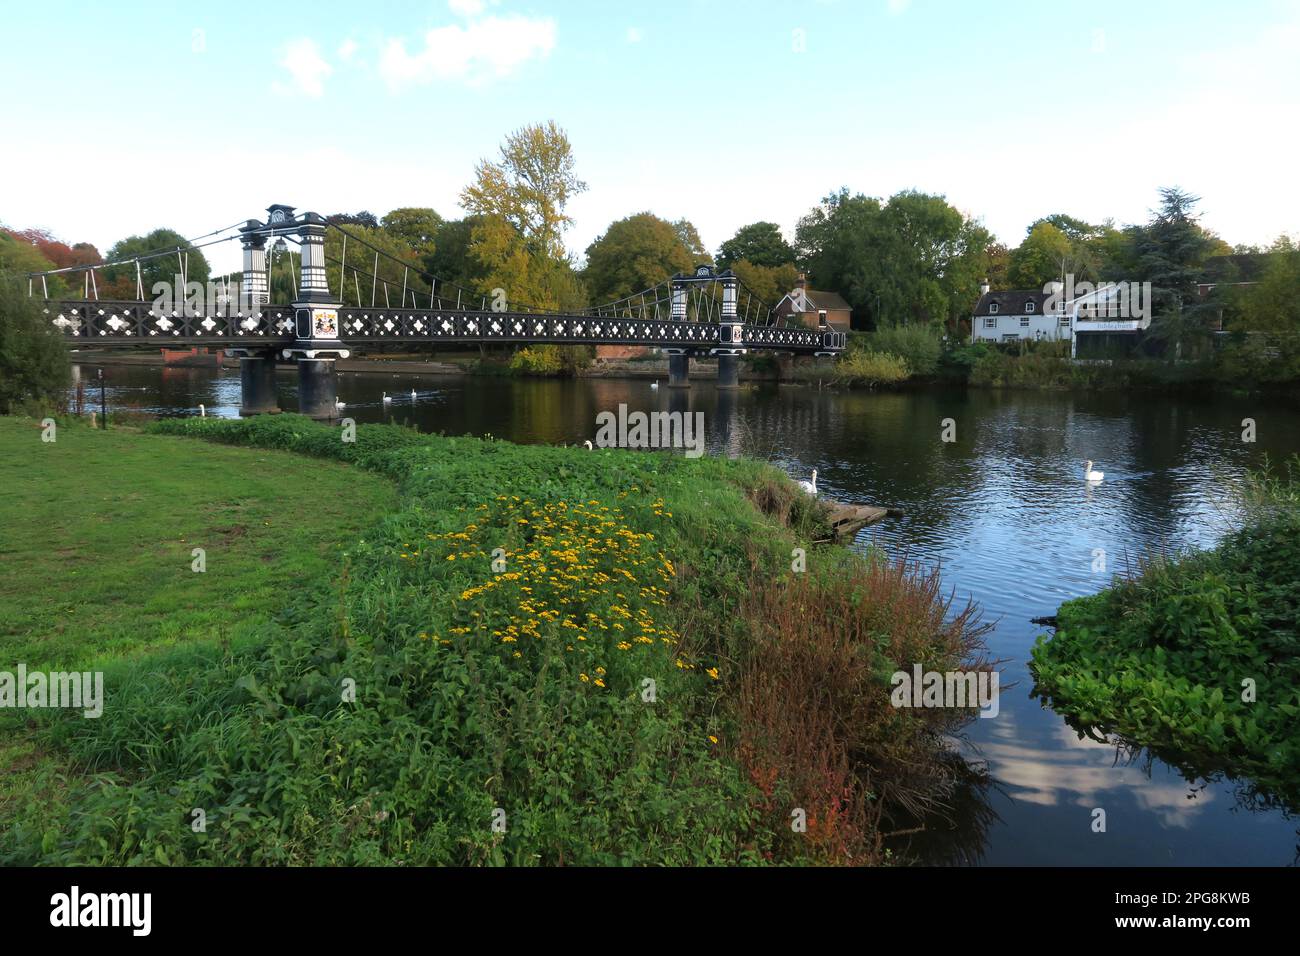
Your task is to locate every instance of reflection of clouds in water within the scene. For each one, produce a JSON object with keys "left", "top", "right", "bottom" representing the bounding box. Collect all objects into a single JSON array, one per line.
[{"left": 974, "top": 709, "right": 1210, "bottom": 827}]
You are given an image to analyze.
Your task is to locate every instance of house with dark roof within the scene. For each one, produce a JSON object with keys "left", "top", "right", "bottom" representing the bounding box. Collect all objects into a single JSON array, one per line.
[
  {"left": 970, "top": 281, "right": 1071, "bottom": 343},
  {"left": 772, "top": 274, "right": 852, "bottom": 331}
]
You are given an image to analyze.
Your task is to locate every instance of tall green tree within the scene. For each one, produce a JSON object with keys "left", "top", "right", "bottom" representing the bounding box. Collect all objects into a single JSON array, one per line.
[
  {"left": 1125, "top": 188, "right": 1222, "bottom": 358},
  {"left": 796, "top": 188, "right": 991, "bottom": 329},
  {"left": 381, "top": 207, "right": 443, "bottom": 258},
  {"left": 101, "top": 229, "right": 211, "bottom": 299},
  {"left": 717, "top": 222, "right": 795, "bottom": 269},
  {"left": 1008, "top": 222, "right": 1073, "bottom": 288},
  {"left": 583, "top": 213, "right": 695, "bottom": 304}
]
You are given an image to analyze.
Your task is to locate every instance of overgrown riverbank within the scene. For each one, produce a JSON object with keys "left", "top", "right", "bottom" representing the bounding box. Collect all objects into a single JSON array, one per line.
[
  {"left": 1030, "top": 457, "right": 1300, "bottom": 805},
  {"left": 1, "top": 414, "right": 992, "bottom": 865}
]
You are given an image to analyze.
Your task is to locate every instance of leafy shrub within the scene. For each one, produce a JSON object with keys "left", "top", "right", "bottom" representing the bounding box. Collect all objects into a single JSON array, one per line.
[
  {"left": 0, "top": 280, "right": 69, "bottom": 414},
  {"left": 833, "top": 350, "right": 910, "bottom": 386}
]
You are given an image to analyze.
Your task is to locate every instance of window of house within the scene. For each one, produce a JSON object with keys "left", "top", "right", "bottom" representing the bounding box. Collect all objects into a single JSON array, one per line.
[
  {"left": 1026, "top": 301, "right": 1036, "bottom": 313},
  {"left": 989, "top": 303, "right": 999, "bottom": 314},
  {"left": 1020, "top": 315, "right": 1030, "bottom": 327},
  {"left": 1059, "top": 315, "right": 1070, "bottom": 326},
  {"left": 984, "top": 317, "right": 997, "bottom": 329}
]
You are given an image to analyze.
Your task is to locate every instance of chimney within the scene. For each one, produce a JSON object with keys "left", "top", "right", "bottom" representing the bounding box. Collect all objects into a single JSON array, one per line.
[
  {"left": 796, "top": 272, "right": 808, "bottom": 291},
  {"left": 979, "top": 278, "right": 990, "bottom": 296}
]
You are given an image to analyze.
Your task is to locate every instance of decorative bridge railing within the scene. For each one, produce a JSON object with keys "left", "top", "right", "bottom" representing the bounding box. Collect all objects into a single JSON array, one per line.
[{"left": 46, "top": 300, "right": 846, "bottom": 354}]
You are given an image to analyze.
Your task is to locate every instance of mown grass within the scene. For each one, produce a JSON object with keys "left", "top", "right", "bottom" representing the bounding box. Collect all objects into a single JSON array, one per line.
[
  {"left": 1, "top": 414, "right": 991, "bottom": 866},
  {"left": 0, "top": 416, "right": 397, "bottom": 847},
  {"left": 1031, "top": 456, "right": 1300, "bottom": 804}
]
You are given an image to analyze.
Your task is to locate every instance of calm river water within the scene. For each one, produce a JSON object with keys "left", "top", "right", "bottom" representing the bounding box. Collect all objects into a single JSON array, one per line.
[{"left": 71, "top": 361, "right": 1300, "bottom": 865}]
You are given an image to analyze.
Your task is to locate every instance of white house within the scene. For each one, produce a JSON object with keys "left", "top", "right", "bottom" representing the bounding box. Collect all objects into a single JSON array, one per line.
[
  {"left": 970, "top": 279, "right": 1152, "bottom": 356},
  {"left": 970, "top": 281, "right": 1071, "bottom": 343}
]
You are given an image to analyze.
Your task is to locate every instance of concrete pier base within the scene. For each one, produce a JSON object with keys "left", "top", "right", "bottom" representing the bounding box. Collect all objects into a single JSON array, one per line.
[
  {"left": 239, "top": 351, "right": 280, "bottom": 416},
  {"left": 297, "top": 357, "right": 338, "bottom": 420},
  {"left": 716, "top": 353, "right": 740, "bottom": 389}
]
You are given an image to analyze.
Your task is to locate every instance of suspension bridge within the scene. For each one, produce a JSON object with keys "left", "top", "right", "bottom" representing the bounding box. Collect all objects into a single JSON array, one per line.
[{"left": 25, "top": 204, "right": 845, "bottom": 418}]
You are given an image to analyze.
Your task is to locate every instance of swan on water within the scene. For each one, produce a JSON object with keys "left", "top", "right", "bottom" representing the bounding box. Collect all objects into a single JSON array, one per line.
[
  {"left": 382, "top": 392, "right": 391, "bottom": 403},
  {"left": 797, "top": 469, "right": 818, "bottom": 496},
  {"left": 336, "top": 399, "right": 346, "bottom": 409},
  {"left": 410, "top": 389, "right": 417, "bottom": 400},
  {"left": 650, "top": 380, "right": 659, "bottom": 390},
  {"left": 1084, "top": 460, "right": 1104, "bottom": 482}
]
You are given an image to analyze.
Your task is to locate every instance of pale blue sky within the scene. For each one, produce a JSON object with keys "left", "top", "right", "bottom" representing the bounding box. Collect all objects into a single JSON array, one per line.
[{"left": 2, "top": 0, "right": 1297, "bottom": 277}]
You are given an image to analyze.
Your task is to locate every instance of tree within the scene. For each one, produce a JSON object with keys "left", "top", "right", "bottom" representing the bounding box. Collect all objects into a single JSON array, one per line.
[
  {"left": 1124, "top": 188, "right": 1222, "bottom": 358},
  {"left": 730, "top": 259, "right": 799, "bottom": 312},
  {"left": 327, "top": 211, "right": 380, "bottom": 229},
  {"left": 422, "top": 217, "right": 487, "bottom": 293},
  {"left": 460, "top": 122, "right": 589, "bottom": 310},
  {"left": 461, "top": 121, "right": 587, "bottom": 261},
  {"left": 1220, "top": 236, "right": 1300, "bottom": 381},
  {"left": 0, "top": 274, "right": 69, "bottom": 413},
  {"left": 672, "top": 219, "right": 711, "bottom": 265},
  {"left": 795, "top": 188, "right": 992, "bottom": 329},
  {"left": 717, "top": 221, "right": 795, "bottom": 269},
  {"left": 985, "top": 241, "right": 1011, "bottom": 289},
  {"left": 101, "top": 229, "right": 211, "bottom": 300},
  {"left": 1008, "top": 222, "right": 1073, "bottom": 288},
  {"left": 583, "top": 213, "right": 695, "bottom": 305},
  {"left": 380, "top": 207, "right": 443, "bottom": 258}
]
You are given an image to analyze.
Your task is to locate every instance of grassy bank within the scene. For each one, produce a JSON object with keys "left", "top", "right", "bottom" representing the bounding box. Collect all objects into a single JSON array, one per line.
[
  {"left": 1030, "top": 457, "right": 1300, "bottom": 803},
  {"left": 0, "top": 416, "right": 398, "bottom": 850},
  {"left": 1, "top": 414, "right": 991, "bottom": 865}
]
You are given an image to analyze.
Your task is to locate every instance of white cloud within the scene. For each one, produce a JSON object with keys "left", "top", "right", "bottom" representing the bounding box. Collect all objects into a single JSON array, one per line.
[
  {"left": 338, "top": 38, "right": 357, "bottom": 61},
  {"left": 626, "top": 27, "right": 642, "bottom": 44},
  {"left": 278, "top": 38, "right": 332, "bottom": 97},
  {"left": 379, "top": 15, "right": 556, "bottom": 90}
]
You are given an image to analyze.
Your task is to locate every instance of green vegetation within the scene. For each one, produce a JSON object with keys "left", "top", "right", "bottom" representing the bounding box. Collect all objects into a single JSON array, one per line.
[
  {"left": 1, "top": 414, "right": 991, "bottom": 866},
  {"left": 1031, "top": 457, "right": 1300, "bottom": 803},
  {"left": 0, "top": 279, "right": 70, "bottom": 414},
  {"left": 0, "top": 416, "right": 397, "bottom": 848}
]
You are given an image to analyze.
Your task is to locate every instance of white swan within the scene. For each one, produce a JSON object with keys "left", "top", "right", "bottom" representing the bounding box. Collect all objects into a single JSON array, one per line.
[
  {"left": 336, "top": 399, "right": 346, "bottom": 409},
  {"left": 1084, "top": 460, "right": 1104, "bottom": 482},
  {"left": 410, "top": 389, "right": 417, "bottom": 400},
  {"left": 797, "top": 469, "right": 818, "bottom": 496},
  {"left": 382, "top": 392, "right": 391, "bottom": 403},
  {"left": 584, "top": 440, "right": 594, "bottom": 451},
  {"left": 650, "top": 380, "right": 659, "bottom": 390}
]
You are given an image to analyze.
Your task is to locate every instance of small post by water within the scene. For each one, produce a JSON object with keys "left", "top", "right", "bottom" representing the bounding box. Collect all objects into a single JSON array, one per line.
[{"left": 98, "top": 367, "right": 106, "bottom": 429}]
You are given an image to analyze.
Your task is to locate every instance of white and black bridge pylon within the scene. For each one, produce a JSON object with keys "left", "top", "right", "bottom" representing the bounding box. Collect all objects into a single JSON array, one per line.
[{"left": 37, "top": 205, "right": 846, "bottom": 419}]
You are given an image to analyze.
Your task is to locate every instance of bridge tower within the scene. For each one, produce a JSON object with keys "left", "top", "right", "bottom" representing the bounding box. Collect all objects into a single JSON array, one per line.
[
  {"left": 234, "top": 219, "right": 278, "bottom": 416},
  {"left": 667, "top": 274, "right": 690, "bottom": 388},
  {"left": 715, "top": 269, "right": 743, "bottom": 390},
  {"left": 279, "top": 206, "right": 348, "bottom": 420}
]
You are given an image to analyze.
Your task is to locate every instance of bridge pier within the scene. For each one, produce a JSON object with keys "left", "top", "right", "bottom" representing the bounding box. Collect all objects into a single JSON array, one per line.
[
  {"left": 668, "top": 351, "right": 690, "bottom": 388},
  {"left": 238, "top": 350, "right": 280, "bottom": 416},
  {"left": 716, "top": 353, "right": 740, "bottom": 389},
  {"left": 297, "top": 357, "right": 338, "bottom": 420}
]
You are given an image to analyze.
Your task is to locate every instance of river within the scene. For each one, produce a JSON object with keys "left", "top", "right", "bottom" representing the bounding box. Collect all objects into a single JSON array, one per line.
[{"left": 69, "top": 361, "right": 1300, "bottom": 865}]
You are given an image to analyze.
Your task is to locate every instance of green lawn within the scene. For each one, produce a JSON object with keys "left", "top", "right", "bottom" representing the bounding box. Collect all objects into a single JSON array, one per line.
[
  {"left": 0, "top": 416, "right": 396, "bottom": 668},
  {"left": 0, "top": 416, "right": 396, "bottom": 840}
]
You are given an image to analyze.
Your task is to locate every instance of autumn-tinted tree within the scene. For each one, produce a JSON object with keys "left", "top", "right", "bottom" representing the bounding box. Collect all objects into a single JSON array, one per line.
[
  {"left": 717, "top": 221, "right": 795, "bottom": 269},
  {"left": 460, "top": 122, "right": 588, "bottom": 310},
  {"left": 583, "top": 213, "right": 695, "bottom": 304},
  {"left": 327, "top": 211, "right": 380, "bottom": 229},
  {"left": 1008, "top": 222, "right": 1072, "bottom": 288}
]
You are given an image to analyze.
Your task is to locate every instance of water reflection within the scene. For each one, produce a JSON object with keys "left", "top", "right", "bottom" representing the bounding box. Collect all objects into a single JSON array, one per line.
[{"left": 69, "top": 362, "right": 1300, "bottom": 865}]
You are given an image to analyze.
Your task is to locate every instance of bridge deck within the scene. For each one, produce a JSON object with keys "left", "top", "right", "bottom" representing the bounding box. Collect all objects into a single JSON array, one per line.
[{"left": 44, "top": 300, "right": 845, "bottom": 354}]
